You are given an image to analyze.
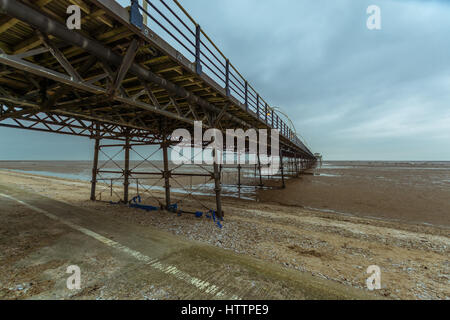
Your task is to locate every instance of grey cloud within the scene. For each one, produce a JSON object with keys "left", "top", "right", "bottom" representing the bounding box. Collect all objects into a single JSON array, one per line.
[{"left": 181, "top": 0, "right": 450, "bottom": 160}]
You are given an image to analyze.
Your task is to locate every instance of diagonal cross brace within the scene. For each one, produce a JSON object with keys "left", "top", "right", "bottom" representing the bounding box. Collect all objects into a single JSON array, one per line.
[
  {"left": 214, "top": 103, "right": 230, "bottom": 127},
  {"left": 143, "top": 82, "right": 161, "bottom": 108},
  {"left": 37, "top": 31, "right": 81, "bottom": 82},
  {"left": 108, "top": 39, "right": 139, "bottom": 96},
  {"left": 42, "top": 56, "right": 98, "bottom": 111}
]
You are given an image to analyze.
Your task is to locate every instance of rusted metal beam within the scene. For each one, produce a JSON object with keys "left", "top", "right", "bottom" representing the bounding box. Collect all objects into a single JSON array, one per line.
[
  {"left": 0, "top": 112, "right": 160, "bottom": 143},
  {"left": 123, "top": 134, "right": 131, "bottom": 203},
  {"left": 162, "top": 135, "right": 171, "bottom": 210},
  {"left": 257, "top": 152, "right": 263, "bottom": 187},
  {"left": 90, "top": 123, "right": 101, "bottom": 201},
  {"left": 0, "top": 53, "right": 198, "bottom": 126},
  {"left": 213, "top": 160, "right": 223, "bottom": 219},
  {"left": 0, "top": 0, "right": 253, "bottom": 131},
  {"left": 38, "top": 31, "right": 81, "bottom": 81},
  {"left": 109, "top": 38, "right": 139, "bottom": 96}
]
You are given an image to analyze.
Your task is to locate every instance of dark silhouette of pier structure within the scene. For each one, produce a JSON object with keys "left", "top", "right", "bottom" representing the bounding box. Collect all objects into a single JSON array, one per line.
[{"left": 0, "top": 0, "right": 316, "bottom": 217}]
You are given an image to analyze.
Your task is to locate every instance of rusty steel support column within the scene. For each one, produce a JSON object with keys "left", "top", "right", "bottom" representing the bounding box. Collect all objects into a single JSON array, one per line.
[
  {"left": 123, "top": 135, "right": 131, "bottom": 203},
  {"left": 257, "top": 152, "right": 263, "bottom": 187},
  {"left": 90, "top": 124, "right": 100, "bottom": 201},
  {"left": 237, "top": 152, "right": 241, "bottom": 189},
  {"left": 280, "top": 151, "right": 286, "bottom": 189},
  {"left": 237, "top": 163, "right": 241, "bottom": 189},
  {"left": 288, "top": 157, "right": 291, "bottom": 176},
  {"left": 162, "top": 137, "right": 171, "bottom": 210},
  {"left": 213, "top": 161, "right": 223, "bottom": 219}
]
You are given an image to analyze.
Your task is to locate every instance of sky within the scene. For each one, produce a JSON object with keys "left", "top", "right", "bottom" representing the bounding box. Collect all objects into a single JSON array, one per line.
[{"left": 0, "top": 0, "right": 449, "bottom": 161}]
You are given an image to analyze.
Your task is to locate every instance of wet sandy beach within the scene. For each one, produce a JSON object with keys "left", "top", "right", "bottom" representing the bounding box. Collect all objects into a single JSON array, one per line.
[
  {"left": 260, "top": 161, "right": 450, "bottom": 228},
  {"left": 1, "top": 160, "right": 448, "bottom": 227}
]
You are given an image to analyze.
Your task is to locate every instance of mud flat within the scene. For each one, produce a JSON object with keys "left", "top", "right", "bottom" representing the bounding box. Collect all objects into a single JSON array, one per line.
[
  {"left": 259, "top": 161, "right": 450, "bottom": 228},
  {"left": 0, "top": 167, "right": 448, "bottom": 300}
]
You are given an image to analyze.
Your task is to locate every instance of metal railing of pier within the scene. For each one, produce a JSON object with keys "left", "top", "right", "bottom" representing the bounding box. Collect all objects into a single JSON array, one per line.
[{"left": 124, "top": 0, "right": 308, "bottom": 151}]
